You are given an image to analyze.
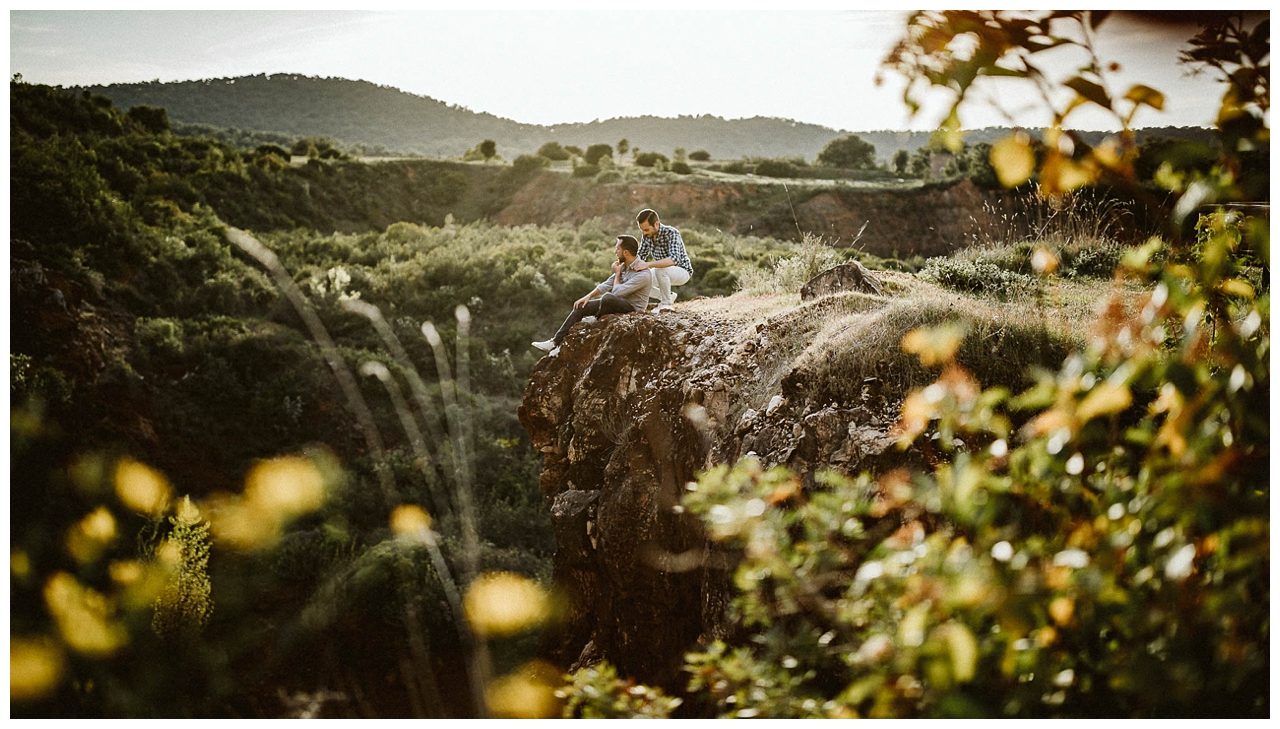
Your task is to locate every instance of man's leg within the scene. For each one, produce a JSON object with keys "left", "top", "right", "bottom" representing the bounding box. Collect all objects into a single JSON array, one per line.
[
  {"left": 595, "top": 293, "right": 635, "bottom": 317},
  {"left": 649, "top": 266, "right": 691, "bottom": 306},
  {"left": 650, "top": 267, "right": 672, "bottom": 306},
  {"left": 551, "top": 298, "right": 604, "bottom": 345}
]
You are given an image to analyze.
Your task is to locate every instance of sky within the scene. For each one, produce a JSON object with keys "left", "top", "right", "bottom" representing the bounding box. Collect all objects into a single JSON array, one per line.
[{"left": 7, "top": 7, "right": 1268, "bottom": 132}]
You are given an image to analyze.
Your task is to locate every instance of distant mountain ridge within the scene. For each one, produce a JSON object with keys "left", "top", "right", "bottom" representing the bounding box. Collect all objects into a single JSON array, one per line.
[{"left": 80, "top": 74, "right": 1215, "bottom": 162}]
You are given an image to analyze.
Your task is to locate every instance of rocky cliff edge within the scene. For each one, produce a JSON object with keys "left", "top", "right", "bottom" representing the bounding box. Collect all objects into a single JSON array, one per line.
[{"left": 518, "top": 267, "right": 916, "bottom": 689}]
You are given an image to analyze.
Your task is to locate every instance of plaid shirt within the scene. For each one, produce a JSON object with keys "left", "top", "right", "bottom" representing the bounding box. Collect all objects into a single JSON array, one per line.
[{"left": 638, "top": 224, "right": 693, "bottom": 275}]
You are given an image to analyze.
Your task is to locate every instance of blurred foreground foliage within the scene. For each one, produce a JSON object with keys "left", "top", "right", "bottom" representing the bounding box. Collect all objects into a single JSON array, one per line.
[{"left": 565, "top": 10, "right": 1269, "bottom": 718}]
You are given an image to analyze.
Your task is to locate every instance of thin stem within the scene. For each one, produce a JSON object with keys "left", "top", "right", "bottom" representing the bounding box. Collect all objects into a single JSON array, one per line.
[
  {"left": 224, "top": 227, "right": 398, "bottom": 507},
  {"left": 359, "top": 361, "right": 455, "bottom": 524}
]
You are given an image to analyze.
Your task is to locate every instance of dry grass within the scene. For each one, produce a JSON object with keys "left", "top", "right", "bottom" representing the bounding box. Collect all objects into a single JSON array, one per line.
[
  {"left": 691, "top": 268, "right": 1134, "bottom": 409},
  {"left": 679, "top": 292, "right": 800, "bottom": 322}
]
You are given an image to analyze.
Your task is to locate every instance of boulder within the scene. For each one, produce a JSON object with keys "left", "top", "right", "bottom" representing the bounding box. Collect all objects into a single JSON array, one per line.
[{"left": 800, "top": 260, "right": 884, "bottom": 301}]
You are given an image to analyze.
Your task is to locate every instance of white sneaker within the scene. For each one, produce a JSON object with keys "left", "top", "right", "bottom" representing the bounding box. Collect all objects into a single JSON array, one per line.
[
  {"left": 582, "top": 316, "right": 598, "bottom": 324},
  {"left": 531, "top": 339, "right": 556, "bottom": 352},
  {"left": 669, "top": 291, "right": 678, "bottom": 304}
]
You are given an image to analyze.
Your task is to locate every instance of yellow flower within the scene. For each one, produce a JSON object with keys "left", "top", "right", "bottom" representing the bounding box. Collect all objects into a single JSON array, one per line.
[
  {"left": 390, "top": 505, "right": 433, "bottom": 540},
  {"left": 244, "top": 456, "right": 326, "bottom": 518},
  {"left": 65, "top": 507, "right": 118, "bottom": 565},
  {"left": 463, "top": 572, "right": 550, "bottom": 638},
  {"left": 10, "top": 637, "right": 65, "bottom": 702},
  {"left": 114, "top": 458, "right": 172, "bottom": 516},
  {"left": 902, "top": 323, "right": 965, "bottom": 367},
  {"left": 43, "top": 573, "right": 128, "bottom": 656},
  {"left": 486, "top": 661, "right": 562, "bottom": 718}
]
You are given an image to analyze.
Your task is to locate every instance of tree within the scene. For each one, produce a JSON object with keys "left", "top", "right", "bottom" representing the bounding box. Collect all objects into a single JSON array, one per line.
[
  {"left": 689, "top": 150, "right": 712, "bottom": 162},
  {"left": 584, "top": 144, "right": 613, "bottom": 166},
  {"left": 537, "top": 141, "right": 570, "bottom": 161},
  {"left": 892, "top": 148, "right": 910, "bottom": 174},
  {"left": 617, "top": 138, "right": 630, "bottom": 156},
  {"left": 125, "top": 105, "right": 169, "bottom": 135},
  {"left": 673, "top": 147, "right": 688, "bottom": 164},
  {"left": 908, "top": 150, "right": 930, "bottom": 178},
  {"left": 479, "top": 139, "right": 497, "bottom": 161},
  {"left": 962, "top": 142, "right": 999, "bottom": 188},
  {"left": 817, "top": 134, "right": 876, "bottom": 168}
]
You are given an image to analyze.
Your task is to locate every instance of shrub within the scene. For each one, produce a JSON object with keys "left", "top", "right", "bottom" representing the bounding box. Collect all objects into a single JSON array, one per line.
[
  {"left": 1061, "top": 241, "right": 1125, "bottom": 278},
  {"left": 689, "top": 150, "right": 711, "bottom": 161},
  {"left": 633, "top": 152, "right": 668, "bottom": 168},
  {"left": 572, "top": 164, "right": 599, "bottom": 178},
  {"left": 594, "top": 169, "right": 623, "bottom": 184},
  {"left": 125, "top": 105, "right": 170, "bottom": 135},
  {"left": 537, "top": 142, "right": 570, "bottom": 161},
  {"left": 817, "top": 134, "right": 876, "bottom": 169},
  {"left": 512, "top": 154, "right": 549, "bottom": 174},
  {"left": 753, "top": 159, "right": 798, "bottom": 178},
  {"left": 918, "top": 257, "right": 1039, "bottom": 299},
  {"left": 696, "top": 266, "right": 738, "bottom": 296},
  {"left": 736, "top": 233, "right": 841, "bottom": 295},
  {"left": 670, "top": 161, "right": 693, "bottom": 175},
  {"left": 584, "top": 144, "right": 613, "bottom": 166},
  {"left": 673, "top": 222, "right": 1268, "bottom": 718}
]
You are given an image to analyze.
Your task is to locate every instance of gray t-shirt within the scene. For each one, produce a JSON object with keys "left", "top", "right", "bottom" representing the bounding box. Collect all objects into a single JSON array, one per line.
[{"left": 595, "top": 261, "right": 654, "bottom": 312}]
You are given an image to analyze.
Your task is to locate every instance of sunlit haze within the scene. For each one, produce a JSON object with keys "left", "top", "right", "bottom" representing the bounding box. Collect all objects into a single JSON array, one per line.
[{"left": 9, "top": 9, "right": 1253, "bottom": 131}]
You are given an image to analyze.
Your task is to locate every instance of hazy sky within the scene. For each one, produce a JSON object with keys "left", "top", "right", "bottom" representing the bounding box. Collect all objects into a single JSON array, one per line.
[{"left": 8, "top": 8, "right": 1262, "bottom": 132}]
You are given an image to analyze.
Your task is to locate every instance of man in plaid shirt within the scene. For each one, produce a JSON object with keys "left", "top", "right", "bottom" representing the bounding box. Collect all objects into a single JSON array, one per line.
[{"left": 634, "top": 208, "right": 693, "bottom": 311}]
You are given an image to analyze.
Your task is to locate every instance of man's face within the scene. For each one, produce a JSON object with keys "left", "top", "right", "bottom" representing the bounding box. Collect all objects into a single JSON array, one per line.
[
  {"left": 638, "top": 219, "right": 658, "bottom": 238},
  {"left": 615, "top": 241, "right": 625, "bottom": 262}
]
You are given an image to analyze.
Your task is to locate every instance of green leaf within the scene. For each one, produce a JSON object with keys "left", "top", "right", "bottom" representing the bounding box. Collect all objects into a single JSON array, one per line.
[
  {"left": 1124, "top": 84, "right": 1166, "bottom": 111},
  {"left": 990, "top": 134, "right": 1036, "bottom": 188},
  {"left": 1064, "top": 76, "right": 1112, "bottom": 108},
  {"left": 938, "top": 622, "right": 978, "bottom": 682}
]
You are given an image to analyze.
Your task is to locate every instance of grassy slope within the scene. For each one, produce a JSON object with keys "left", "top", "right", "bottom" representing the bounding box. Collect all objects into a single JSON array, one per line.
[{"left": 680, "top": 269, "right": 1138, "bottom": 410}]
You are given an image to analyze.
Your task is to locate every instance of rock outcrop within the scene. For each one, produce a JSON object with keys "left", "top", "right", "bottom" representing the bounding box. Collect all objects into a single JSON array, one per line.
[
  {"left": 800, "top": 260, "right": 884, "bottom": 301},
  {"left": 518, "top": 291, "right": 908, "bottom": 690}
]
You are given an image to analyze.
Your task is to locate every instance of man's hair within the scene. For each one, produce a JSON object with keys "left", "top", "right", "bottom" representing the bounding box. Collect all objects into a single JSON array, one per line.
[
  {"left": 615, "top": 235, "right": 640, "bottom": 255},
  {"left": 636, "top": 209, "right": 659, "bottom": 226}
]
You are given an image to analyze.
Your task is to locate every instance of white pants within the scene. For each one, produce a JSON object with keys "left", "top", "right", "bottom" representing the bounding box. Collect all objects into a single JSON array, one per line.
[{"left": 649, "top": 265, "right": 690, "bottom": 304}]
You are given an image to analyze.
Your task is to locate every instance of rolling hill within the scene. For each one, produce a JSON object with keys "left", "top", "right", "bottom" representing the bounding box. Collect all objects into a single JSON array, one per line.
[{"left": 81, "top": 74, "right": 1216, "bottom": 162}]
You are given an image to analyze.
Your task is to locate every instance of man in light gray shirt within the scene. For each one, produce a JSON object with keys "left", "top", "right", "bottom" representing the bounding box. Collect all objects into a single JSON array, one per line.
[{"left": 532, "top": 235, "right": 653, "bottom": 353}]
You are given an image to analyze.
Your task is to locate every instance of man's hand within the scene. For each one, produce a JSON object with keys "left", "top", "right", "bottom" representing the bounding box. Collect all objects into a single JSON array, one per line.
[
  {"left": 611, "top": 260, "right": 623, "bottom": 274},
  {"left": 573, "top": 295, "right": 590, "bottom": 310},
  {"left": 632, "top": 260, "right": 650, "bottom": 271}
]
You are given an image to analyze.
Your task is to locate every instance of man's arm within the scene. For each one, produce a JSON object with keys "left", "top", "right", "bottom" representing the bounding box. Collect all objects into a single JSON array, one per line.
[
  {"left": 634, "top": 257, "right": 675, "bottom": 269},
  {"left": 607, "top": 268, "right": 653, "bottom": 301},
  {"left": 575, "top": 269, "right": 618, "bottom": 309}
]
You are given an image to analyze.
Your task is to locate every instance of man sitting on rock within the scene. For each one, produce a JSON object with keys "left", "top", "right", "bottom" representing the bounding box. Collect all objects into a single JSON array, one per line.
[{"left": 532, "top": 235, "right": 653, "bottom": 354}]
